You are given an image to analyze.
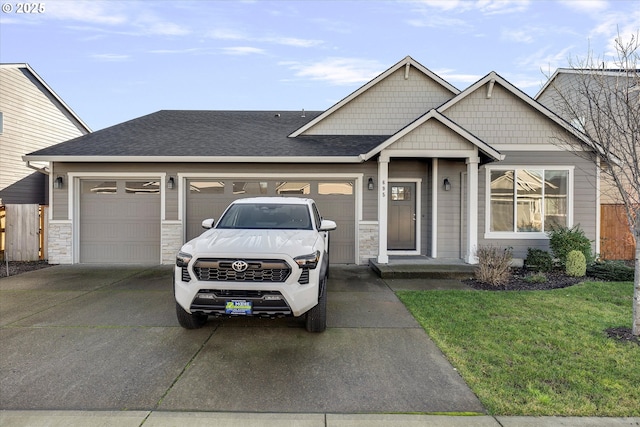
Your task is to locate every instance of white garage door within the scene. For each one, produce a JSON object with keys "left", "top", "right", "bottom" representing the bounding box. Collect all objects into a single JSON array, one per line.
[
  {"left": 186, "top": 179, "right": 355, "bottom": 264},
  {"left": 79, "top": 180, "right": 161, "bottom": 264}
]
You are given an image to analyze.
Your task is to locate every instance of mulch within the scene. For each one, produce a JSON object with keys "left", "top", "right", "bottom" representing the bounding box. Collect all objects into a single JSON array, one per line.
[{"left": 0, "top": 260, "right": 54, "bottom": 279}]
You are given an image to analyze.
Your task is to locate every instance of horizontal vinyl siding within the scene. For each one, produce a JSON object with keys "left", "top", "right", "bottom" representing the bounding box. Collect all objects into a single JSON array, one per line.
[
  {"left": 437, "top": 160, "right": 466, "bottom": 258},
  {"left": 0, "top": 67, "right": 87, "bottom": 204},
  {"left": 304, "top": 67, "right": 454, "bottom": 136},
  {"left": 478, "top": 150, "right": 598, "bottom": 259}
]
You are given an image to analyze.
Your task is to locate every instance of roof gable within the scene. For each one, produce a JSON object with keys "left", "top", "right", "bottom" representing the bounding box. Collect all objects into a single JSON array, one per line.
[
  {"left": 363, "top": 109, "right": 503, "bottom": 161},
  {"left": 438, "top": 71, "right": 594, "bottom": 150},
  {"left": 289, "top": 56, "right": 459, "bottom": 137}
]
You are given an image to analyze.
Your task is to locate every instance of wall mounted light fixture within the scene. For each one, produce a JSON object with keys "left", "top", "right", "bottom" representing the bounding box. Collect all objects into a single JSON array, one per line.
[
  {"left": 167, "top": 176, "right": 175, "bottom": 190},
  {"left": 368, "top": 177, "right": 374, "bottom": 191},
  {"left": 443, "top": 178, "right": 451, "bottom": 191},
  {"left": 54, "top": 176, "right": 63, "bottom": 189}
]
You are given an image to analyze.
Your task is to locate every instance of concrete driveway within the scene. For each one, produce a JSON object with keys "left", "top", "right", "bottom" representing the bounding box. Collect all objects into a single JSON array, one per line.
[{"left": 0, "top": 264, "right": 484, "bottom": 414}]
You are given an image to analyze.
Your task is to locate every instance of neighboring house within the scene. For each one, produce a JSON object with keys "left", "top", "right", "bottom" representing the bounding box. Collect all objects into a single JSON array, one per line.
[
  {"left": 23, "top": 56, "right": 600, "bottom": 266},
  {"left": 1, "top": 63, "right": 91, "bottom": 261},
  {"left": 536, "top": 68, "right": 636, "bottom": 260},
  {"left": 0, "top": 63, "right": 91, "bottom": 204}
]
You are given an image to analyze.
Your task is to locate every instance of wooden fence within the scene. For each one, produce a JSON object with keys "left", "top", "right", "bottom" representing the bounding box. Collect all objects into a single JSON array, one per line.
[
  {"left": 600, "top": 204, "right": 635, "bottom": 261},
  {"left": 0, "top": 204, "right": 47, "bottom": 262}
]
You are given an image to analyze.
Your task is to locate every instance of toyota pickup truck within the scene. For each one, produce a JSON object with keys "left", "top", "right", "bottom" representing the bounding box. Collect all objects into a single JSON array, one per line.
[{"left": 174, "top": 197, "right": 336, "bottom": 332}]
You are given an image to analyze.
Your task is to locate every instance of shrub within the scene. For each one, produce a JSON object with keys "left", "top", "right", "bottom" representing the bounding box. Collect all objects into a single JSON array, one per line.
[
  {"left": 525, "top": 272, "right": 547, "bottom": 283},
  {"left": 524, "top": 248, "right": 553, "bottom": 272},
  {"left": 475, "top": 245, "right": 512, "bottom": 286},
  {"left": 547, "top": 225, "right": 593, "bottom": 267},
  {"left": 587, "top": 260, "right": 635, "bottom": 281},
  {"left": 565, "top": 250, "right": 586, "bottom": 277}
]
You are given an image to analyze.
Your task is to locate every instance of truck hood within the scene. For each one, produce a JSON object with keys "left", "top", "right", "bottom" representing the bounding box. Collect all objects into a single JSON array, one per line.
[{"left": 185, "top": 229, "right": 319, "bottom": 257}]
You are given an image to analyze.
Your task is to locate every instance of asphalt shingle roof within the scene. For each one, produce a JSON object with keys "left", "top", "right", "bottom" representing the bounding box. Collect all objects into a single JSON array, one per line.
[{"left": 28, "top": 110, "right": 387, "bottom": 158}]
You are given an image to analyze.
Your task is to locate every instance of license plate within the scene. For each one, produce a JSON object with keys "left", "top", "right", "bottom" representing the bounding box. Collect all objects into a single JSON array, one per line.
[{"left": 225, "top": 300, "right": 252, "bottom": 315}]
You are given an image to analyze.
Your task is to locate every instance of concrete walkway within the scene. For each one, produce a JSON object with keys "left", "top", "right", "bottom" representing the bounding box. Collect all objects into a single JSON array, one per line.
[{"left": 1, "top": 265, "right": 638, "bottom": 426}]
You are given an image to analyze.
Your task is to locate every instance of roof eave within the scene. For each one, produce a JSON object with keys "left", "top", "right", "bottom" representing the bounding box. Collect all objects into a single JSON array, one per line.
[{"left": 22, "top": 155, "right": 366, "bottom": 164}]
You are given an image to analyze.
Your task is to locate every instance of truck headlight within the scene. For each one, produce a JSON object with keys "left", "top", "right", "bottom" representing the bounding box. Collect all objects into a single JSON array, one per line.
[
  {"left": 294, "top": 251, "right": 320, "bottom": 269},
  {"left": 176, "top": 251, "right": 192, "bottom": 267}
]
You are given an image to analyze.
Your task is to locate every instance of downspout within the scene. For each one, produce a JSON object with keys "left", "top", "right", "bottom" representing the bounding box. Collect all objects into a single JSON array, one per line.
[{"left": 25, "top": 160, "right": 50, "bottom": 175}]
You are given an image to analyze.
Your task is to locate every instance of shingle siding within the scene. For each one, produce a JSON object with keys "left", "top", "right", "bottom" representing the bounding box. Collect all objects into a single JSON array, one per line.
[
  {"left": 389, "top": 119, "right": 475, "bottom": 151},
  {"left": 445, "top": 84, "right": 557, "bottom": 146},
  {"left": 303, "top": 67, "right": 455, "bottom": 136}
]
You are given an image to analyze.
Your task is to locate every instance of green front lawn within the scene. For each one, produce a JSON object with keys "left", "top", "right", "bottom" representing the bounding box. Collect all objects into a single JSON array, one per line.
[{"left": 397, "top": 281, "right": 639, "bottom": 416}]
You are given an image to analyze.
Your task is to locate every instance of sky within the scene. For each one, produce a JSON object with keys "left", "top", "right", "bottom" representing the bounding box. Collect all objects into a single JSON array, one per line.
[{"left": 1, "top": 0, "right": 638, "bottom": 131}]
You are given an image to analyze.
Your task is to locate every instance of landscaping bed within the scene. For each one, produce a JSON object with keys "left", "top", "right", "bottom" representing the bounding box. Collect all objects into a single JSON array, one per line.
[{"left": 0, "top": 260, "right": 53, "bottom": 278}]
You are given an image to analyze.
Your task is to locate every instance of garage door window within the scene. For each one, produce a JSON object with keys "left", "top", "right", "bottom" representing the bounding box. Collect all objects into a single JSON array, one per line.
[
  {"left": 276, "top": 182, "right": 310, "bottom": 195},
  {"left": 319, "top": 182, "right": 353, "bottom": 195},
  {"left": 233, "top": 181, "right": 268, "bottom": 195},
  {"left": 83, "top": 181, "right": 117, "bottom": 194},
  {"left": 190, "top": 181, "right": 224, "bottom": 194},
  {"left": 125, "top": 181, "right": 160, "bottom": 194}
]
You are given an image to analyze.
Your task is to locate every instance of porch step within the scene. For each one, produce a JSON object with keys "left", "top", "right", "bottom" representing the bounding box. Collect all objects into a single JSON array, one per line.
[{"left": 369, "top": 259, "right": 476, "bottom": 280}]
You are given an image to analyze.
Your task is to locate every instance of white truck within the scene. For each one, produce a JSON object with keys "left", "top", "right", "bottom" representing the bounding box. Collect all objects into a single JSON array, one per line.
[{"left": 174, "top": 197, "right": 336, "bottom": 332}]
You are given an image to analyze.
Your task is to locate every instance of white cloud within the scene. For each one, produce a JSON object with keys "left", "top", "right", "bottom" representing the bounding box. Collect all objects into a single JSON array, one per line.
[
  {"left": 207, "top": 28, "right": 247, "bottom": 40},
  {"left": 209, "top": 29, "right": 323, "bottom": 48},
  {"left": 265, "top": 37, "right": 323, "bottom": 48},
  {"left": 558, "top": 0, "right": 609, "bottom": 14},
  {"left": 516, "top": 45, "right": 576, "bottom": 72},
  {"left": 501, "top": 27, "right": 534, "bottom": 43},
  {"left": 43, "top": 1, "right": 190, "bottom": 37},
  {"left": 409, "top": 0, "right": 530, "bottom": 15},
  {"left": 221, "top": 46, "right": 266, "bottom": 55},
  {"left": 90, "top": 53, "right": 130, "bottom": 62},
  {"left": 46, "top": 0, "right": 127, "bottom": 25},
  {"left": 282, "top": 58, "right": 384, "bottom": 86},
  {"left": 432, "top": 69, "right": 483, "bottom": 85}
]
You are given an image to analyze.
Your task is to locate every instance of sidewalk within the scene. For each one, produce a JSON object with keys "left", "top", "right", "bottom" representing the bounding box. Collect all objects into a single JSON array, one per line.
[{"left": 2, "top": 410, "right": 639, "bottom": 426}]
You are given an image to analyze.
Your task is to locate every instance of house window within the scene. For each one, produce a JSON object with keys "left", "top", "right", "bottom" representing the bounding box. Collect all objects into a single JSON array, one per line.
[
  {"left": 488, "top": 168, "right": 570, "bottom": 235},
  {"left": 391, "top": 185, "right": 411, "bottom": 201}
]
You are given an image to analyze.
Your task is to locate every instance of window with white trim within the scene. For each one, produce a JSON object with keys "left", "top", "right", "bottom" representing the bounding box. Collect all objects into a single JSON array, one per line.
[{"left": 488, "top": 168, "right": 570, "bottom": 234}]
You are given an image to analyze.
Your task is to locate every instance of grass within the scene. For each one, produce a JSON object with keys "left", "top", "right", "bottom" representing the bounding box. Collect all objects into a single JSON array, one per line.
[{"left": 397, "top": 281, "right": 639, "bottom": 416}]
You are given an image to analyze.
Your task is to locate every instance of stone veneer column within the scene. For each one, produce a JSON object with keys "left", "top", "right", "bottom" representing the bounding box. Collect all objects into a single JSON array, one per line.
[
  {"left": 47, "top": 221, "right": 72, "bottom": 264},
  {"left": 161, "top": 221, "right": 183, "bottom": 264},
  {"left": 358, "top": 221, "right": 379, "bottom": 264}
]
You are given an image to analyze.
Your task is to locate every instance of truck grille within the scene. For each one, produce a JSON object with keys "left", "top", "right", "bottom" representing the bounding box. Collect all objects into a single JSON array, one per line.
[{"left": 193, "top": 258, "right": 291, "bottom": 282}]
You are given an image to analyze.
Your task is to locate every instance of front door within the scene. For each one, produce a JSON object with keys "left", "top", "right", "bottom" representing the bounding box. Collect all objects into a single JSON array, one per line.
[{"left": 388, "top": 182, "right": 416, "bottom": 250}]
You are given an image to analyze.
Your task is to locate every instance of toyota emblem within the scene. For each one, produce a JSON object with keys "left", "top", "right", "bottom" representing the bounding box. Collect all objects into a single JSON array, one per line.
[{"left": 231, "top": 260, "right": 249, "bottom": 272}]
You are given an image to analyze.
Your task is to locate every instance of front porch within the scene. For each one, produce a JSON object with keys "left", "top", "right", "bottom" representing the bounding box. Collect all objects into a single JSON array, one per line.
[{"left": 368, "top": 256, "right": 476, "bottom": 279}]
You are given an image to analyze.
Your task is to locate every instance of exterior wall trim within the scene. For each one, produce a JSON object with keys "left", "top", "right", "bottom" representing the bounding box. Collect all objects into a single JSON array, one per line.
[
  {"left": 388, "top": 177, "right": 422, "bottom": 256},
  {"left": 67, "top": 171, "right": 167, "bottom": 264}
]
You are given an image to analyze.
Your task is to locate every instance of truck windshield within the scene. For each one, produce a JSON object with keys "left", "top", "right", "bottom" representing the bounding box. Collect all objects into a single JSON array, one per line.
[{"left": 217, "top": 204, "right": 312, "bottom": 230}]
